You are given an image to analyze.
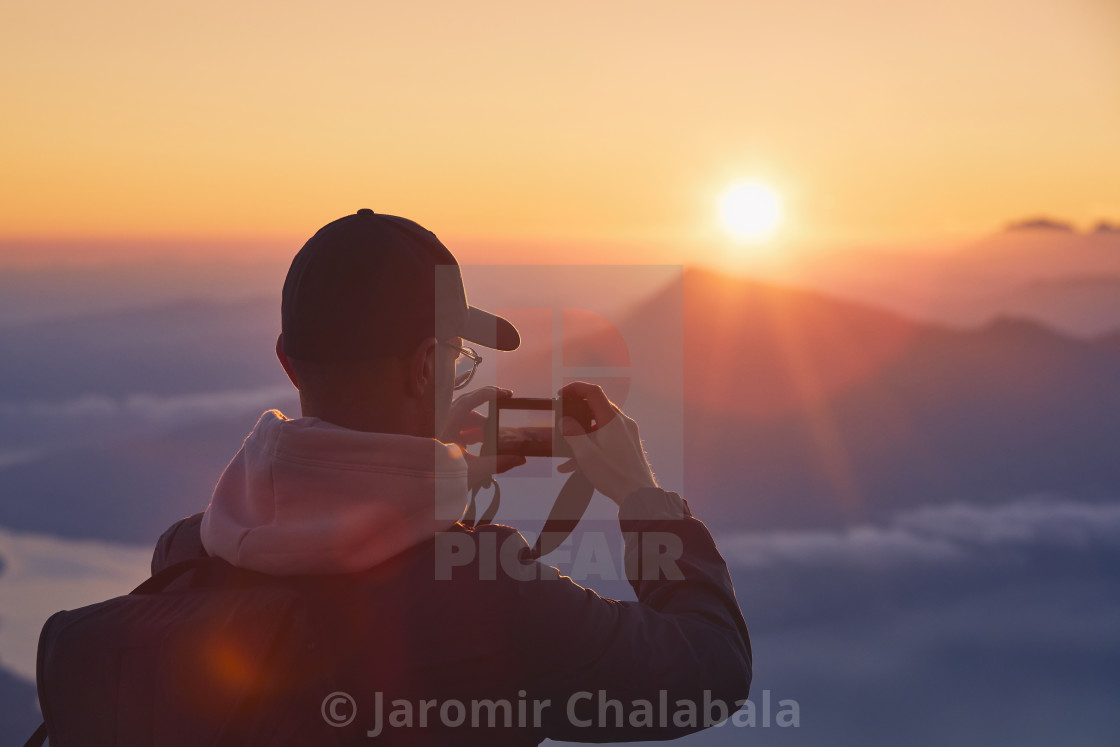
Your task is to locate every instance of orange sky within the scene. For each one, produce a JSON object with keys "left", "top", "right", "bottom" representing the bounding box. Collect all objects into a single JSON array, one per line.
[{"left": 1, "top": 0, "right": 1118, "bottom": 266}]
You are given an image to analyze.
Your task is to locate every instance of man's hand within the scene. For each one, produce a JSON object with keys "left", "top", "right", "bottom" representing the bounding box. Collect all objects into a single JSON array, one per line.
[
  {"left": 555, "top": 381, "right": 658, "bottom": 505},
  {"left": 440, "top": 386, "right": 526, "bottom": 487}
]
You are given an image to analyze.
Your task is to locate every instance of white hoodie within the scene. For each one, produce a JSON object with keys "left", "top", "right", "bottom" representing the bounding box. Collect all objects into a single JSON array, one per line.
[{"left": 200, "top": 409, "right": 469, "bottom": 575}]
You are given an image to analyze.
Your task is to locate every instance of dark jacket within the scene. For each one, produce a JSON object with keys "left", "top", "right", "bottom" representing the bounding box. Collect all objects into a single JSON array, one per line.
[{"left": 152, "top": 488, "right": 752, "bottom": 745}]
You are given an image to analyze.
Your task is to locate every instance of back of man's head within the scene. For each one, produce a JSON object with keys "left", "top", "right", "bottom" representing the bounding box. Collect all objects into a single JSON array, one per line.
[{"left": 277, "top": 209, "right": 519, "bottom": 433}]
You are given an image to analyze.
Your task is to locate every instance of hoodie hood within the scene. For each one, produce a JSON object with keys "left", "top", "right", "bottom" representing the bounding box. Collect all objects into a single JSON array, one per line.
[{"left": 200, "top": 409, "right": 468, "bottom": 575}]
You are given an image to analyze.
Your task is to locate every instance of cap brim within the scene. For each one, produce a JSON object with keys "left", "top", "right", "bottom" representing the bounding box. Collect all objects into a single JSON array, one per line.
[{"left": 462, "top": 306, "right": 520, "bottom": 351}]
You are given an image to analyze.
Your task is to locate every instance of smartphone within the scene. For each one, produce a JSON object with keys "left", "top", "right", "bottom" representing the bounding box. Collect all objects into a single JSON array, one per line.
[{"left": 482, "top": 397, "right": 594, "bottom": 458}]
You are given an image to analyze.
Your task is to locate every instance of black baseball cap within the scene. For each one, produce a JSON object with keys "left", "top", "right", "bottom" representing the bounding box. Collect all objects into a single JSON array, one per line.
[{"left": 281, "top": 209, "right": 520, "bottom": 362}]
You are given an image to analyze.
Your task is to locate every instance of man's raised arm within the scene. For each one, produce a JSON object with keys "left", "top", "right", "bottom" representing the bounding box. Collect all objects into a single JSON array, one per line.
[{"left": 507, "top": 382, "right": 752, "bottom": 741}]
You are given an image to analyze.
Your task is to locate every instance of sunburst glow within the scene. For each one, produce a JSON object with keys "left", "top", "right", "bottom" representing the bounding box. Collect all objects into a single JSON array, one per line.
[{"left": 719, "top": 181, "right": 783, "bottom": 241}]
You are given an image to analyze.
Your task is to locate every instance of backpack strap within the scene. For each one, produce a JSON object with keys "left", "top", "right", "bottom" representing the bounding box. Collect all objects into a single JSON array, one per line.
[
  {"left": 21, "top": 721, "right": 47, "bottom": 747},
  {"left": 529, "top": 468, "right": 595, "bottom": 559},
  {"left": 131, "top": 556, "right": 217, "bottom": 594}
]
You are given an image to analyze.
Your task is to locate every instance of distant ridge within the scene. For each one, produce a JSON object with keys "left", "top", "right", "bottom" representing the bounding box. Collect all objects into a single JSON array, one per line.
[
  {"left": 979, "top": 313, "right": 1080, "bottom": 344},
  {"left": 1002, "top": 217, "right": 1120, "bottom": 236},
  {"left": 0, "top": 296, "right": 279, "bottom": 399},
  {"left": 1005, "top": 217, "right": 1075, "bottom": 233}
]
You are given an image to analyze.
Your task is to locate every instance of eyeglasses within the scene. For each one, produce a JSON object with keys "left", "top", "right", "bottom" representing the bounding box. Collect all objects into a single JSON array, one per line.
[{"left": 442, "top": 340, "right": 483, "bottom": 390}]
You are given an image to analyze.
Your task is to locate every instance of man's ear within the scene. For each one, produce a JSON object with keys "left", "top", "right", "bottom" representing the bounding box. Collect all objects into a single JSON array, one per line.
[
  {"left": 408, "top": 337, "right": 438, "bottom": 398},
  {"left": 275, "top": 334, "right": 299, "bottom": 388}
]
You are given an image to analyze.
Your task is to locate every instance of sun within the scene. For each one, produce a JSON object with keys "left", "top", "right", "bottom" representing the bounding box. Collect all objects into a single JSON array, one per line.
[{"left": 718, "top": 180, "right": 783, "bottom": 241}]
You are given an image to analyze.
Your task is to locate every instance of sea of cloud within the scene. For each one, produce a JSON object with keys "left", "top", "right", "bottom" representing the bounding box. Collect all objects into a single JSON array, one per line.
[{"left": 718, "top": 497, "right": 1120, "bottom": 570}]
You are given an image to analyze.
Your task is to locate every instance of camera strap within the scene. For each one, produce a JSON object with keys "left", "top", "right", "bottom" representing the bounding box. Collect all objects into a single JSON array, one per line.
[
  {"left": 461, "top": 473, "right": 503, "bottom": 528},
  {"left": 461, "top": 469, "right": 596, "bottom": 560}
]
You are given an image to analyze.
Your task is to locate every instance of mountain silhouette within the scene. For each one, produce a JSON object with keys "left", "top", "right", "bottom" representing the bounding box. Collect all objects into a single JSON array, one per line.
[
  {"left": 769, "top": 228, "right": 1120, "bottom": 337},
  {"left": 580, "top": 268, "right": 1120, "bottom": 528}
]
